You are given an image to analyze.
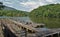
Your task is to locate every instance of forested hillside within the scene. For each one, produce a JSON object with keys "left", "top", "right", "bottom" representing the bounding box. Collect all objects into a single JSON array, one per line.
[
  {"left": 30, "top": 4, "right": 60, "bottom": 18},
  {"left": 0, "top": 2, "right": 28, "bottom": 17},
  {"left": 0, "top": 10, "right": 28, "bottom": 17}
]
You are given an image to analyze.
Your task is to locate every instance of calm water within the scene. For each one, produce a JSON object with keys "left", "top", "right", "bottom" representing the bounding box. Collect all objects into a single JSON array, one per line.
[
  {"left": 9, "top": 17, "right": 60, "bottom": 28},
  {"left": 30, "top": 17, "right": 60, "bottom": 28},
  {"left": 0, "top": 16, "right": 60, "bottom": 28}
]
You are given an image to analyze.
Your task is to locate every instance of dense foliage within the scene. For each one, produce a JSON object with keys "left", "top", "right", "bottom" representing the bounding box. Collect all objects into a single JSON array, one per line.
[
  {"left": 0, "top": 10, "right": 28, "bottom": 17},
  {"left": 30, "top": 4, "right": 60, "bottom": 18}
]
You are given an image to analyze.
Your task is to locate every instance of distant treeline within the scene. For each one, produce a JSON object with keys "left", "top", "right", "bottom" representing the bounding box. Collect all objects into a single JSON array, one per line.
[
  {"left": 0, "top": 10, "right": 28, "bottom": 17},
  {"left": 29, "top": 4, "right": 60, "bottom": 18}
]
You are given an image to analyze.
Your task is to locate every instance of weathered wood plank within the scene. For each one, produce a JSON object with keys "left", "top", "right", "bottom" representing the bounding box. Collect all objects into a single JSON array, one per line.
[
  {"left": 8, "top": 19, "right": 38, "bottom": 32},
  {"left": 0, "top": 20, "right": 4, "bottom": 37}
]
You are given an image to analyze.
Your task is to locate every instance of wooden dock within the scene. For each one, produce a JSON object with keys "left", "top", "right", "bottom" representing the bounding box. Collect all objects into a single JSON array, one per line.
[
  {"left": 1, "top": 18, "right": 37, "bottom": 37},
  {"left": 0, "top": 18, "right": 60, "bottom": 37},
  {"left": 0, "top": 22, "right": 4, "bottom": 37}
]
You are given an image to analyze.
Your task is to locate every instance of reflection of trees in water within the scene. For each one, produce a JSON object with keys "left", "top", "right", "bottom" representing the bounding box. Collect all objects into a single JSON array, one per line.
[{"left": 30, "top": 17, "right": 60, "bottom": 28}]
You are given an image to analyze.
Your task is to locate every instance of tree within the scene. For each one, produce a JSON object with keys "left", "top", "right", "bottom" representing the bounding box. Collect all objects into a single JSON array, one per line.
[
  {"left": 29, "top": 4, "right": 60, "bottom": 18},
  {"left": 0, "top": 2, "right": 5, "bottom": 10}
]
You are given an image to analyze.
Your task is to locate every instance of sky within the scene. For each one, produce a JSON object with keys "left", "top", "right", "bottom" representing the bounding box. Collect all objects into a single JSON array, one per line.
[{"left": 0, "top": 0, "right": 60, "bottom": 12}]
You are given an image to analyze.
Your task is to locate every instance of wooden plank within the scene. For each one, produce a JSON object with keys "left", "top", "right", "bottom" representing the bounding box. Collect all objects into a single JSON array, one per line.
[
  {"left": 0, "top": 20, "right": 4, "bottom": 37},
  {"left": 1, "top": 19, "right": 20, "bottom": 37},
  {"left": 7, "top": 19, "right": 38, "bottom": 32}
]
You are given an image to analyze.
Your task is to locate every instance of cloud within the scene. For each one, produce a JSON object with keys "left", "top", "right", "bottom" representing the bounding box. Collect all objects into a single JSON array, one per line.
[
  {"left": 0, "top": 0, "right": 2, "bottom": 2},
  {"left": 46, "top": 0, "right": 60, "bottom": 4},
  {"left": 20, "top": 1, "right": 38, "bottom": 10},
  {"left": 4, "top": 2, "right": 13, "bottom": 4},
  {"left": 46, "top": 0, "right": 54, "bottom": 3},
  {"left": 20, "top": 0, "right": 49, "bottom": 11},
  {"left": 1, "top": 0, "right": 60, "bottom": 12},
  {"left": 20, "top": 2, "right": 36, "bottom": 6},
  {"left": 19, "top": 0, "right": 60, "bottom": 11}
]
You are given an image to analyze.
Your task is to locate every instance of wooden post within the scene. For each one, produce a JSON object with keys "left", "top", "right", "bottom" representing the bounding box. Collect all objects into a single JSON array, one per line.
[
  {"left": 51, "top": 35, "right": 53, "bottom": 37},
  {"left": 20, "top": 26, "right": 22, "bottom": 37},
  {"left": 58, "top": 32, "right": 60, "bottom": 37},
  {"left": 25, "top": 29, "right": 28, "bottom": 37},
  {"left": 58, "top": 33, "right": 59, "bottom": 37}
]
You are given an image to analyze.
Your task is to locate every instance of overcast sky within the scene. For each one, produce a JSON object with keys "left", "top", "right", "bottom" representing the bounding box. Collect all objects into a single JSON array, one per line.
[{"left": 0, "top": 0, "right": 60, "bottom": 12}]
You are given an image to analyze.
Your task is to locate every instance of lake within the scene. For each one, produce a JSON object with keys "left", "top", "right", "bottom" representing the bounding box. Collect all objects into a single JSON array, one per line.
[
  {"left": 0, "top": 16, "right": 60, "bottom": 28},
  {"left": 30, "top": 17, "right": 60, "bottom": 28}
]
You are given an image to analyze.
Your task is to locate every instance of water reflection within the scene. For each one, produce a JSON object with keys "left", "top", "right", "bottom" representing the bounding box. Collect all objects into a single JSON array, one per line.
[
  {"left": 30, "top": 17, "right": 60, "bottom": 28},
  {"left": 0, "top": 16, "right": 60, "bottom": 28}
]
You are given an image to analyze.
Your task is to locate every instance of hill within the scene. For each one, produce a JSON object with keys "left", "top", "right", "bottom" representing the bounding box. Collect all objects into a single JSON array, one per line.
[
  {"left": 3, "top": 6, "right": 16, "bottom": 10},
  {"left": 30, "top": 4, "right": 60, "bottom": 18},
  {"left": 0, "top": 4, "right": 28, "bottom": 17},
  {"left": 0, "top": 10, "right": 28, "bottom": 17}
]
